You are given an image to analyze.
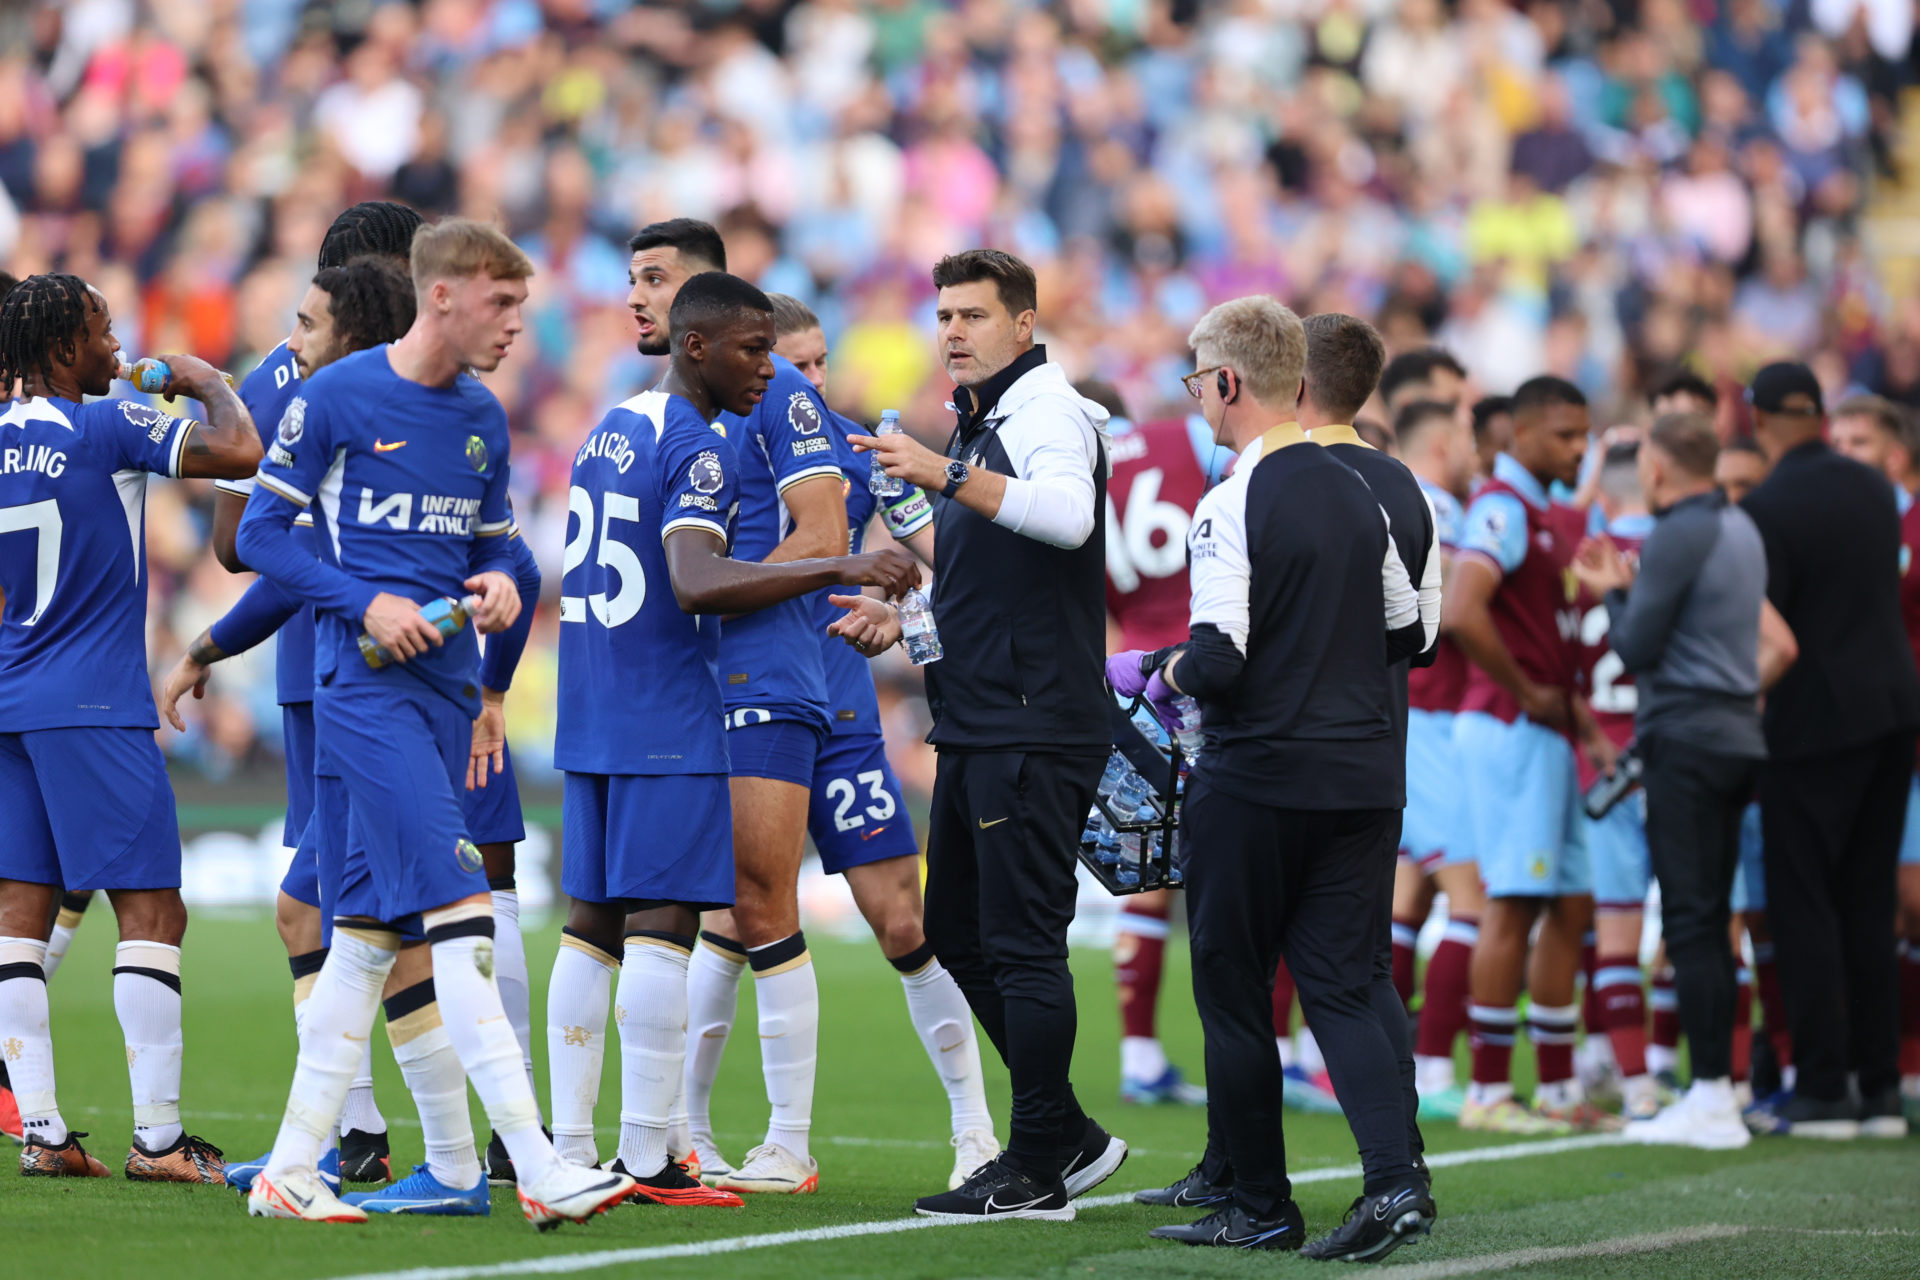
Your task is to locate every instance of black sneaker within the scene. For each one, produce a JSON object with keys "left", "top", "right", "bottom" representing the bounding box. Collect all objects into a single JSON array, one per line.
[
  {"left": 1300, "top": 1183, "right": 1435, "bottom": 1263},
  {"left": 340, "top": 1128, "right": 391, "bottom": 1183},
  {"left": 1749, "top": 1033, "right": 1782, "bottom": 1099},
  {"left": 914, "top": 1154, "right": 1075, "bottom": 1221},
  {"left": 1781, "top": 1093, "right": 1861, "bottom": 1140},
  {"left": 1059, "top": 1116, "right": 1128, "bottom": 1200},
  {"left": 1148, "top": 1200, "right": 1304, "bottom": 1250},
  {"left": 607, "top": 1156, "right": 745, "bottom": 1206},
  {"left": 1134, "top": 1159, "right": 1233, "bottom": 1209},
  {"left": 486, "top": 1130, "right": 514, "bottom": 1185},
  {"left": 1414, "top": 1154, "right": 1431, "bottom": 1193},
  {"left": 1857, "top": 1087, "right": 1908, "bottom": 1139}
]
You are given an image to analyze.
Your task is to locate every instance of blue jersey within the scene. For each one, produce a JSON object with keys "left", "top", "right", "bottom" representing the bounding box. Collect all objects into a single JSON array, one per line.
[
  {"left": 242, "top": 346, "right": 514, "bottom": 718},
  {"left": 716, "top": 356, "right": 844, "bottom": 730},
  {"left": 221, "top": 341, "right": 316, "bottom": 705},
  {"left": 0, "top": 395, "right": 195, "bottom": 730},
  {"left": 556, "top": 390, "right": 738, "bottom": 775},
  {"left": 815, "top": 410, "right": 932, "bottom": 735}
]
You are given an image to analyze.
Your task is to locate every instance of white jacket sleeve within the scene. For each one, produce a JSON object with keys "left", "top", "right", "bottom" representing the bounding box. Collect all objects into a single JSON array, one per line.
[{"left": 989, "top": 401, "right": 1099, "bottom": 549}]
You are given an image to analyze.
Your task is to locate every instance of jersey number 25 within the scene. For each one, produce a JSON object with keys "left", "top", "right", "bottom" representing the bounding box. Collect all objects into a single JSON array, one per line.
[{"left": 560, "top": 486, "right": 644, "bottom": 628}]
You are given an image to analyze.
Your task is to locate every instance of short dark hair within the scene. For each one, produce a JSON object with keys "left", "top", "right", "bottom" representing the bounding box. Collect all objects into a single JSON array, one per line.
[
  {"left": 766, "top": 293, "right": 820, "bottom": 338},
  {"left": 0, "top": 273, "right": 99, "bottom": 394},
  {"left": 630, "top": 218, "right": 727, "bottom": 272},
  {"left": 1378, "top": 347, "right": 1466, "bottom": 408},
  {"left": 1395, "top": 399, "right": 1457, "bottom": 451},
  {"left": 1512, "top": 375, "right": 1587, "bottom": 416},
  {"left": 314, "top": 256, "right": 417, "bottom": 354},
  {"left": 1722, "top": 435, "right": 1766, "bottom": 458},
  {"left": 1471, "top": 394, "right": 1513, "bottom": 440},
  {"left": 1353, "top": 416, "right": 1394, "bottom": 452},
  {"left": 1598, "top": 440, "right": 1641, "bottom": 500},
  {"left": 1072, "top": 378, "right": 1130, "bottom": 422},
  {"left": 1832, "top": 394, "right": 1910, "bottom": 443},
  {"left": 1648, "top": 411, "right": 1719, "bottom": 479},
  {"left": 319, "top": 202, "right": 425, "bottom": 270},
  {"left": 1649, "top": 368, "right": 1718, "bottom": 409},
  {"left": 669, "top": 271, "right": 773, "bottom": 349},
  {"left": 931, "top": 249, "right": 1037, "bottom": 317},
  {"left": 1303, "top": 313, "right": 1387, "bottom": 421}
]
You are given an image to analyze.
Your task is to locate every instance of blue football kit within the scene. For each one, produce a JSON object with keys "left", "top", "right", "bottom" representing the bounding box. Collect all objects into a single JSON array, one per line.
[
  {"left": 240, "top": 347, "right": 514, "bottom": 926},
  {"left": 556, "top": 389, "right": 739, "bottom": 908},
  {"left": 806, "top": 409, "right": 929, "bottom": 873},
  {"left": 0, "top": 394, "right": 194, "bottom": 890},
  {"left": 716, "top": 357, "right": 843, "bottom": 782}
]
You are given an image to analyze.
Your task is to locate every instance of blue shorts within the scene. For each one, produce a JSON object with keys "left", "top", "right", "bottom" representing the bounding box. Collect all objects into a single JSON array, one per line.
[
  {"left": 282, "top": 702, "right": 316, "bottom": 847},
  {"left": 314, "top": 684, "right": 482, "bottom": 927},
  {"left": 1456, "top": 711, "right": 1589, "bottom": 899},
  {"left": 1902, "top": 773, "right": 1920, "bottom": 867},
  {"left": 1402, "top": 709, "right": 1466, "bottom": 868},
  {"left": 462, "top": 738, "right": 526, "bottom": 847},
  {"left": 281, "top": 814, "right": 322, "bottom": 911},
  {"left": 0, "top": 728, "right": 181, "bottom": 891},
  {"left": 560, "top": 772, "right": 734, "bottom": 908},
  {"left": 727, "top": 718, "right": 824, "bottom": 787},
  {"left": 1587, "top": 790, "right": 1649, "bottom": 911},
  {"left": 1731, "top": 801, "right": 1766, "bottom": 913},
  {"left": 807, "top": 732, "right": 919, "bottom": 873}
]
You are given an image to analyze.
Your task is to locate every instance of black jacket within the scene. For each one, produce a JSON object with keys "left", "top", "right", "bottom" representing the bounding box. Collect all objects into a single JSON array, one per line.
[{"left": 1741, "top": 440, "right": 1920, "bottom": 758}]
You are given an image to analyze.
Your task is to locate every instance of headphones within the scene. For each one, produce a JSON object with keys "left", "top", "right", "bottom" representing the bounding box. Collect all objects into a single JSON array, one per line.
[{"left": 1217, "top": 368, "right": 1235, "bottom": 405}]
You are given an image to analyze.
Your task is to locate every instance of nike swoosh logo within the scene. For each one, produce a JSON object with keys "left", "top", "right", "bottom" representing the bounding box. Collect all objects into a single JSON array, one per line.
[
  {"left": 374, "top": 439, "right": 407, "bottom": 452},
  {"left": 343, "top": 1031, "right": 368, "bottom": 1042},
  {"left": 938, "top": 1040, "right": 965, "bottom": 1053},
  {"left": 861, "top": 825, "right": 889, "bottom": 841},
  {"left": 1219, "top": 1225, "right": 1293, "bottom": 1245},
  {"left": 984, "top": 1194, "right": 1045, "bottom": 1213},
  {"left": 701, "top": 1029, "right": 728, "bottom": 1038},
  {"left": 978, "top": 817, "right": 1009, "bottom": 829}
]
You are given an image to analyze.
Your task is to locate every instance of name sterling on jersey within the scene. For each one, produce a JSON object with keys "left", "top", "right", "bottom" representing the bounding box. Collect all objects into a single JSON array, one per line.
[
  {"left": 2, "top": 444, "right": 67, "bottom": 478},
  {"left": 356, "top": 488, "right": 482, "bottom": 534}
]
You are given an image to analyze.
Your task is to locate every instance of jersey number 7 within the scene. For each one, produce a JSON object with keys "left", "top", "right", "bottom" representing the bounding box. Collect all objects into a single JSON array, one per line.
[{"left": 0, "top": 499, "right": 63, "bottom": 625}]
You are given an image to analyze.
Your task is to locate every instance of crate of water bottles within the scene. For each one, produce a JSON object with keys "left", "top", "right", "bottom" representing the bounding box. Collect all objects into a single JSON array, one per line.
[{"left": 1077, "top": 689, "right": 1204, "bottom": 895}]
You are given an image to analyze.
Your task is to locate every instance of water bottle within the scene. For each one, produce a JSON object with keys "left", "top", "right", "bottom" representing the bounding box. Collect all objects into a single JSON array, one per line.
[
  {"left": 1112, "top": 767, "right": 1151, "bottom": 814},
  {"left": 1082, "top": 810, "right": 1121, "bottom": 868},
  {"left": 869, "top": 409, "right": 905, "bottom": 497},
  {"left": 359, "top": 595, "right": 480, "bottom": 669},
  {"left": 1130, "top": 706, "right": 1170, "bottom": 750},
  {"left": 1171, "top": 695, "right": 1205, "bottom": 757},
  {"left": 119, "top": 357, "right": 235, "bottom": 396},
  {"left": 1128, "top": 801, "right": 1159, "bottom": 862},
  {"left": 1097, "top": 752, "right": 1130, "bottom": 800},
  {"left": 898, "top": 587, "right": 942, "bottom": 665}
]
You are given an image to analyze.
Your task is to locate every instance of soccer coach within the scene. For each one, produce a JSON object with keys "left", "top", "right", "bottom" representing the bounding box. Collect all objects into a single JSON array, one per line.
[
  {"left": 831, "top": 249, "right": 1125, "bottom": 1221},
  {"left": 1123, "top": 298, "right": 1434, "bottom": 1260}
]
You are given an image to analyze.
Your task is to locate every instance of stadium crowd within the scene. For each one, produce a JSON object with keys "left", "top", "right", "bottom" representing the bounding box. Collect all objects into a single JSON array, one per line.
[{"left": 2, "top": 0, "right": 1917, "bottom": 779}]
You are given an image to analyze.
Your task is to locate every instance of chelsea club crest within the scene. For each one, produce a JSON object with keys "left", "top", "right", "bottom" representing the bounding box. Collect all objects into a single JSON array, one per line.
[{"left": 466, "top": 434, "right": 488, "bottom": 472}]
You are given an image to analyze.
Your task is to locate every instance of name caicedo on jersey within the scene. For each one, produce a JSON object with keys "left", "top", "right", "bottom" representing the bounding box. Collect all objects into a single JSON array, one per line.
[{"left": 575, "top": 429, "right": 636, "bottom": 474}]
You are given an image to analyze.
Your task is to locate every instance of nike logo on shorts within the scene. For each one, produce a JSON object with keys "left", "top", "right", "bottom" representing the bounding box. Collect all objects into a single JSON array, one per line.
[
  {"left": 374, "top": 439, "right": 407, "bottom": 452},
  {"left": 978, "top": 817, "right": 1009, "bottom": 829}
]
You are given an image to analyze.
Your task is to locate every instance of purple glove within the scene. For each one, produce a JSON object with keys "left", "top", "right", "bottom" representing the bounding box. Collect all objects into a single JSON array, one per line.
[
  {"left": 1105, "top": 650, "right": 1151, "bottom": 698},
  {"left": 1144, "top": 669, "right": 1183, "bottom": 730}
]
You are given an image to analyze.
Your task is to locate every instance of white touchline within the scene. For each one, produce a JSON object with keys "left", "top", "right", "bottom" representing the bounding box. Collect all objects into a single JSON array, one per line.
[
  {"left": 323, "top": 1134, "right": 1629, "bottom": 1280},
  {"left": 1382, "top": 1224, "right": 1751, "bottom": 1279}
]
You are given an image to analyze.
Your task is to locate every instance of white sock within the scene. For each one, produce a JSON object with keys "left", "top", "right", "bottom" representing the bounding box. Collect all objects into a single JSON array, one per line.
[
  {"left": 491, "top": 887, "right": 540, "bottom": 1111},
  {"left": 1534, "top": 1077, "right": 1584, "bottom": 1110},
  {"left": 1782, "top": 1063, "right": 1798, "bottom": 1091},
  {"left": 339, "top": 1038, "right": 385, "bottom": 1137},
  {"left": 1296, "top": 1026, "right": 1325, "bottom": 1075},
  {"left": 1415, "top": 1054, "right": 1456, "bottom": 1094},
  {"left": 1275, "top": 1035, "right": 1296, "bottom": 1070},
  {"left": 667, "top": 1078, "right": 691, "bottom": 1158},
  {"left": 289, "top": 952, "right": 340, "bottom": 1151},
  {"left": 385, "top": 980, "right": 482, "bottom": 1191},
  {"left": 0, "top": 937, "right": 63, "bottom": 1144},
  {"left": 616, "top": 935, "right": 691, "bottom": 1177},
  {"left": 1646, "top": 1044, "right": 1680, "bottom": 1075},
  {"left": 114, "top": 942, "right": 184, "bottom": 1151},
  {"left": 899, "top": 955, "right": 994, "bottom": 1137},
  {"left": 1121, "top": 1035, "right": 1168, "bottom": 1085},
  {"left": 266, "top": 930, "right": 396, "bottom": 1178},
  {"left": 546, "top": 935, "right": 617, "bottom": 1167},
  {"left": 1468, "top": 1080, "right": 1515, "bottom": 1105},
  {"left": 42, "top": 899, "right": 87, "bottom": 980},
  {"left": 427, "top": 920, "right": 556, "bottom": 1186},
  {"left": 750, "top": 934, "right": 818, "bottom": 1160},
  {"left": 684, "top": 933, "right": 746, "bottom": 1142}
]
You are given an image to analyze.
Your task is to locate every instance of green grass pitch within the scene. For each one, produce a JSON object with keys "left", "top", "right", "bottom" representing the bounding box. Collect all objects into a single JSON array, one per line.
[{"left": 6, "top": 914, "right": 1916, "bottom": 1279}]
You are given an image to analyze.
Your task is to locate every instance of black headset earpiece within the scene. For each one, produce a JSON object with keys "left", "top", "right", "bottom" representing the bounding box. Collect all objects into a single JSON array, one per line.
[{"left": 1217, "top": 369, "right": 1232, "bottom": 402}]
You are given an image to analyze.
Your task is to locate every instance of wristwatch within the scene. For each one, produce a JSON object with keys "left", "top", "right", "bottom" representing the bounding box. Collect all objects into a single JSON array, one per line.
[{"left": 941, "top": 459, "right": 970, "bottom": 499}]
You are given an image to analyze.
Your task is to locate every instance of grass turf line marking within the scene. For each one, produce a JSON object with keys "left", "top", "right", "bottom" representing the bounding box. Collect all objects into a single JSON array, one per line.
[
  {"left": 1384, "top": 1224, "right": 1750, "bottom": 1279},
  {"left": 322, "top": 1134, "right": 1626, "bottom": 1280}
]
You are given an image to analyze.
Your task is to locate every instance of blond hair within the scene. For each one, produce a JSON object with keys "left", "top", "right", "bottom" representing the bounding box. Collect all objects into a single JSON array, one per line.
[
  {"left": 409, "top": 218, "right": 533, "bottom": 292},
  {"left": 1188, "top": 297, "right": 1307, "bottom": 407}
]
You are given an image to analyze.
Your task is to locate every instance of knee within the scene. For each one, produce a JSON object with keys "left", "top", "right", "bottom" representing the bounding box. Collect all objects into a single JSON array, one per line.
[
  {"left": 876, "top": 914, "right": 926, "bottom": 963},
  {"left": 563, "top": 900, "right": 622, "bottom": 957},
  {"left": 114, "top": 891, "right": 186, "bottom": 947}
]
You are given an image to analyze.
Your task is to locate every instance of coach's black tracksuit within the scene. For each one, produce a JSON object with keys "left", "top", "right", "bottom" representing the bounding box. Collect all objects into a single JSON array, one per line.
[
  {"left": 1174, "top": 423, "right": 1429, "bottom": 1216},
  {"left": 920, "top": 346, "right": 1110, "bottom": 1180}
]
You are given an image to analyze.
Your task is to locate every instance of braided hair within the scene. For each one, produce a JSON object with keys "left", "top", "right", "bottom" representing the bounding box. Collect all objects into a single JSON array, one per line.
[
  {"left": 318, "top": 202, "right": 425, "bottom": 270},
  {"left": 314, "top": 256, "right": 417, "bottom": 354},
  {"left": 0, "top": 273, "right": 99, "bottom": 397}
]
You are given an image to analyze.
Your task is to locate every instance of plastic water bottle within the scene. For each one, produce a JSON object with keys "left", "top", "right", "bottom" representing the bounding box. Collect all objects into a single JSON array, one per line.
[
  {"left": 1130, "top": 706, "right": 1170, "bottom": 750},
  {"left": 360, "top": 595, "right": 480, "bottom": 669},
  {"left": 869, "top": 409, "right": 905, "bottom": 497},
  {"left": 898, "top": 587, "right": 941, "bottom": 665},
  {"left": 1112, "top": 768, "right": 1151, "bottom": 814},
  {"left": 119, "top": 357, "right": 235, "bottom": 395},
  {"left": 1097, "top": 752, "right": 1130, "bottom": 800},
  {"left": 1082, "top": 810, "right": 1121, "bottom": 868},
  {"left": 1171, "top": 696, "right": 1205, "bottom": 757}
]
